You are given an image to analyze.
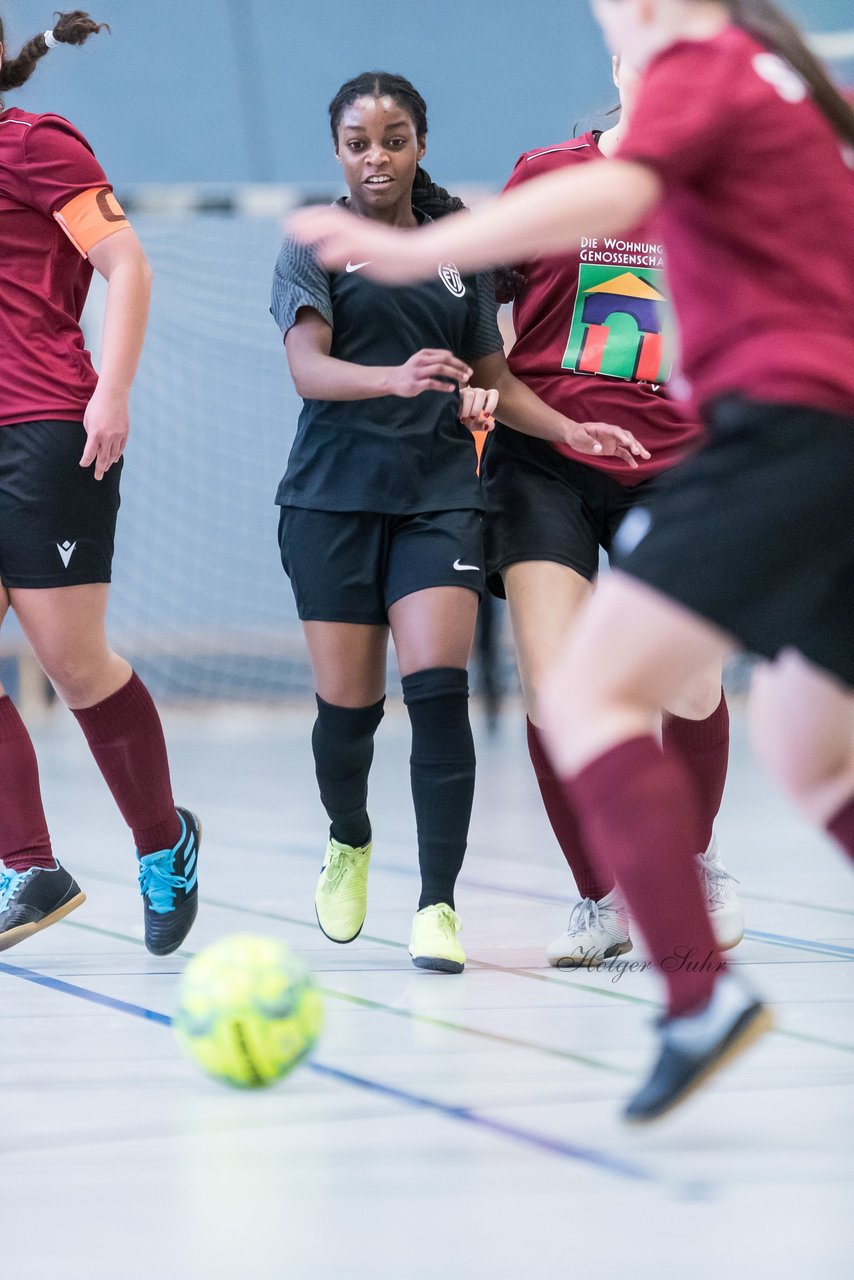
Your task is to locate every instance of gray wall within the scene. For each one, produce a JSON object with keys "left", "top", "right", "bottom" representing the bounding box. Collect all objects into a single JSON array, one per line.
[{"left": 3, "top": 0, "right": 852, "bottom": 188}]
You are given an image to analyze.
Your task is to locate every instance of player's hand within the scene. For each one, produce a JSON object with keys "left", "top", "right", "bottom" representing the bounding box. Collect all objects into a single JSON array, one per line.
[
  {"left": 562, "top": 420, "right": 651, "bottom": 469},
  {"left": 459, "top": 386, "right": 498, "bottom": 431},
  {"left": 389, "top": 349, "right": 473, "bottom": 398},
  {"left": 81, "top": 386, "right": 130, "bottom": 481},
  {"left": 287, "top": 205, "right": 435, "bottom": 282}
]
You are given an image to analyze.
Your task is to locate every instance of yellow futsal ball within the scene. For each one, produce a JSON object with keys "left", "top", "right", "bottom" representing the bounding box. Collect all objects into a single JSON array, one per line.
[{"left": 174, "top": 934, "right": 323, "bottom": 1088}]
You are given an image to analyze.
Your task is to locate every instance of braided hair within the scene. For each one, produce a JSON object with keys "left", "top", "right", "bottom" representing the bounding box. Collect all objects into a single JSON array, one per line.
[
  {"left": 328, "top": 71, "right": 467, "bottom": 220},
  {"left": 0, "top": 11, "right": 108, "bottom": 102}
]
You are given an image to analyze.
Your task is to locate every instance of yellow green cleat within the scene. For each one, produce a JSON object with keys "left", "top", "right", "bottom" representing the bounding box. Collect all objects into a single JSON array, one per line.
[
  {"left": 314, "top": 836, "right": 371, "bottom": 943},
  {"left": 409, "top": 903, "right": 465, "bottom": 973}
]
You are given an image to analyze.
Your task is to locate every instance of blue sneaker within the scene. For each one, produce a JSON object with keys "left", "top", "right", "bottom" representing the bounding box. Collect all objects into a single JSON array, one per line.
[
  {"left": 0, "top": 861, "right": 86, "bottom": 952},
  {"left": 138, "top": 808, "right": 201, "bottom": 955}
]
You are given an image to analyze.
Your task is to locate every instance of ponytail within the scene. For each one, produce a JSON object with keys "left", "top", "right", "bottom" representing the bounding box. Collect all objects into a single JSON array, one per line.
[
  {"left": 0, "top": 11, "right": 108, "bottom": 98},
  {"left": 725, "top": 0, "right": 854, "bottom": 144},
  {"left": 411, "top": 164, "right": 466, "bottom": 220}
]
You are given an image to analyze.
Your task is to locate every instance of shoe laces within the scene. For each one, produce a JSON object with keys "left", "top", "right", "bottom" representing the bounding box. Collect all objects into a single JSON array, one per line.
[
  {"left": 138, "top": 851, "right": 190, "bottom": 914},
  {"left": 324, "top": 843, "right": 361, "bottom": 890},
  {"left": 568, "top": 897, "right": 601, "bottom": 935},
  {"left": 0, "top": 867, "right": 35, "bottom": 909},
  {"left": 428, "top": 903, "right": 462, "bottom": 936},
  {"left": 699, "top": 847, "right": 739, "bottom": 908}
]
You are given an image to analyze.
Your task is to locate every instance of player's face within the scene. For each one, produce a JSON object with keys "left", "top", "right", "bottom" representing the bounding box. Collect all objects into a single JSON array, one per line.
[
  {"left": 593, "top": 0, "right": 665, "bottom": 68},
  {"left": 335, "top": 96, "right": 425, "bottom": 218}
]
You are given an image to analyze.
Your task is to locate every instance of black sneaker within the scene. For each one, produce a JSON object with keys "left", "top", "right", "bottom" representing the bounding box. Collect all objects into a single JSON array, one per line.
[
  {"left": 624, "top": 976, "right": 773, "bottom": 1123},
  {"left": 137, "top": 808, "right": 201, "bottom": 956},
  {"left": 0, "top": 862, "right": 86, "bottom": 952}
]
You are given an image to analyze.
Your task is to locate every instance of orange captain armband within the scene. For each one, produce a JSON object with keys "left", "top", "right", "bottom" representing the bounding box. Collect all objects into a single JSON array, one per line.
[{"left": 53, "top": 186, "right": 129, "bottom": 257}]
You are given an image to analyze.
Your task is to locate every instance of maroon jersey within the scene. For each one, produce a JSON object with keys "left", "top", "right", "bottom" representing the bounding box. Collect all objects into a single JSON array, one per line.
[
  {"left": 617, "top": 25, "right": 854, "bottom": 418},
  {"left": 0, "top": 111, "right": 126, "bottom": 427},
  {"left": 503, "top": 133, "right": 702, "bottom": 484}
]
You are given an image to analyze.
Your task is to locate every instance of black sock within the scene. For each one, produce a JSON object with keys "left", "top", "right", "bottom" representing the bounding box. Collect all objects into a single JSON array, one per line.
[
  {"left": 401, "top": 667, "right": 475, "bottom": 911},
  {"left": 311, "top": 695, "right": 384, "bottom": 848}
]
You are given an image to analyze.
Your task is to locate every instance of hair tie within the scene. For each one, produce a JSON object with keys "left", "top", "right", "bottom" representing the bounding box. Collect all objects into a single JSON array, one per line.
[{"left": 43, "top": 30, "right": 59, "bottom": 48}]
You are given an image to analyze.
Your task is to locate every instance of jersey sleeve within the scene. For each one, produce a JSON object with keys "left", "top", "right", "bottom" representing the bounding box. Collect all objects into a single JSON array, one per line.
[
  {"left": 462, "top": 271, "right": 505, "bottom": 363},
  {"left": 271, "top": 236, "right": 333, "bottom": 337},
  {"left": 22, "top": 115, "right": 109, "bottom": 212},
  {"left": 615, "top": 42, "right": 736, "bottom": 185},
  {"left": 22, "top": 116, "right": 129, "bottom": 256}
]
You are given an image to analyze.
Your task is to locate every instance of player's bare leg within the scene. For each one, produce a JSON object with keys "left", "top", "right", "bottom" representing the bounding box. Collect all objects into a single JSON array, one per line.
[
  {"left": 0, "top": 586, "right": 86, "bottom": 950},
  {"left": 10, "top": 584, "right": 198, "bottom": 955},
  {"left": 540, "top": 571, "right": 769, "bottom": 1120}
]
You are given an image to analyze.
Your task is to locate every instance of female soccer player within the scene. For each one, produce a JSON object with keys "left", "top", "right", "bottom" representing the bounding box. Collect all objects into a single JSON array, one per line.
[
  {"left": 272, "top": 71, "right": 645, "bottom": 972},
  {"left": 485, "top": 56, "right": 741, "bottom": 967},
  {"left": 289, "top": 1, "right": 854, "bottom": 1117},
  {"left": 0, "top": 12, "right": 199, "bottom": 956}
]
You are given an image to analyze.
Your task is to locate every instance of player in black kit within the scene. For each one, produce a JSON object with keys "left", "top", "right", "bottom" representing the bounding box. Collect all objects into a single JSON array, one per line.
[{"left": 271, "top": 72, "right": 645, "bottom": 971}]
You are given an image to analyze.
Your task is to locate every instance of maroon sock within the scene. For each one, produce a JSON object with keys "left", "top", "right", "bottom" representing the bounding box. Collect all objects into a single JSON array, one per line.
[
  {"left": 527, "top": 718, "right": 613, "bottom": 900},
  {"left": 827, "top": 796, "right": 854, "bottom": 864},
  {"left": 566, "top": 735, "right": 725, "bottom": 1016},
  {"left": 0, "top": 696, "right": 55, "bottom": 872},
  {"left": 662, "top": 691, "right": 729, "bottom": 853},
  {"left": 72, "top": 672, "right": 181, "bottom": 855}
]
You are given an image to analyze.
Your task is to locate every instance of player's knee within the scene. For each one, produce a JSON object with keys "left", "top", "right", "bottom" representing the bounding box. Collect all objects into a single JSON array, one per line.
[
  {"left": 664, "top": 672, "right": 722, "bottom": 721},
  {"left": 40, "top": 651, "right": 108, "bottom": 707},
  {"left": 753, "top": 724, "right": 851, "bottom": 806}
]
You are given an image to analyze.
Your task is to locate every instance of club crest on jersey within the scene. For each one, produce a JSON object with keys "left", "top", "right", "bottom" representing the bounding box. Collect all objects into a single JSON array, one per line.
[{"left": 439, "top": 262, "right": 466, "bottom": 298}]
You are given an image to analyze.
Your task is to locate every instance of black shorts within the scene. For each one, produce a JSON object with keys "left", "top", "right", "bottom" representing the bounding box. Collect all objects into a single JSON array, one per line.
[
  {"left": 0, "top": 421, "right": 121, "bottom": 589},
  {"left": 278, "top": 506, "right": 485, "bottom": 625},
  {"left": 481, "top": 424, "right": 655, "bottom": 597},
  {"left": 611, "top": 397, "right": 854, "bottom": 688}
]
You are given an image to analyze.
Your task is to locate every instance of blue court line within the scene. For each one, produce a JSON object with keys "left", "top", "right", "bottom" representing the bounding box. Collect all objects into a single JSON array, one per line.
[
  {"left": 741, "top": 931, "right": 854, "bottom": 959},
  {"left": 72, "top": 851, "right": 853, "bottom": 962},
  {"left": 0, "top": 957, "right": 707, "bottom": 1199},
  {"left": 0, "top": 961, "right": 172, "bottom": 1025},
  {"left": 393, "top": 862, "right": 854, "bottom": 961},
  {"left": 252, "top": 839, "right": 854, "bottom": 962}
]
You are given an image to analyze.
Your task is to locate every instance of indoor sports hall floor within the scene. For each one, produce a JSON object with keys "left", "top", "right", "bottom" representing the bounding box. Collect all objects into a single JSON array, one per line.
[{"left": 2, "top": 699, "right": 852, "bottom": 1279}]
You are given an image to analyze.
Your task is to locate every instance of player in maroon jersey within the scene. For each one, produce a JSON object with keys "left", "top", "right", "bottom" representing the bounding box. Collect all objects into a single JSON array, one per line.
[
  {"left": 0, "top": 12, "right": 200, "bottom": 956},
  {"left": 289, "top": 0, "right": 854, "bottom": 1121},
  {"left": 483, "top": 56, "right": 742, "bottom": 968}
]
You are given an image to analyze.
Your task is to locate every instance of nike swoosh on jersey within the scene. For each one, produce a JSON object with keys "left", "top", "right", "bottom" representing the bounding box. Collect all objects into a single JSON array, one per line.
[
  {"left": 345, "top": 261, "right": 371, "bottom": 273},
  {"left": 453, "top": 559, "right": 480, "bottom": 572}
]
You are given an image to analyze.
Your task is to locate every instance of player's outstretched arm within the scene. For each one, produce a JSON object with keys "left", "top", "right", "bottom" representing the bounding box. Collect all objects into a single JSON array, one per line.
[
  {"left": 288, "top": 160, "right": 662, "bottom": 283},
  {"left": 469, "top": 351, "right": 650, "bottom": 468},
  {"left": 82, "top": 227, "right": 152, "bottom": 480}
]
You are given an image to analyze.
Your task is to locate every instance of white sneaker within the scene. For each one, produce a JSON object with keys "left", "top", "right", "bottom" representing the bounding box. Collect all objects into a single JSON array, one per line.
[
  {"left": 698, "top": 834, "right": 744, "bottom": 951},
  {"left": 546, "top": 887, "right": 632, "bottom": 968}
]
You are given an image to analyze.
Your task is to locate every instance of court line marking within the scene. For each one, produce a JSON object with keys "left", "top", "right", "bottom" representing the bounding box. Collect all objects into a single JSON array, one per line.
[
  {"left": 740, "top": 891, "right": 854, "bottom": 919},
  {"left": 0, "top": 957, "right": 704, "bottom": 1198},
  {"left": 71, "top": 854, "right": 854, "bottom": 961},
  {"left": 59, "top": 880, "right": 854, "bottom": 1057},
  {"left": 60, "top": 918, "right": 632, "bottom": 1078}
]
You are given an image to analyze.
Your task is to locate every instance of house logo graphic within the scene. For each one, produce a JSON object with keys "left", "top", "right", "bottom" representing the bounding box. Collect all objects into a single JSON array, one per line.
[{"left": 562, "top": 266, "right": 673, "bottom": 385}]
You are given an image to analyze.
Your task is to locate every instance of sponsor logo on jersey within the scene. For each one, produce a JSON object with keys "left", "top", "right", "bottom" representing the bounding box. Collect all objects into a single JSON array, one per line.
[
  {"left": 439, "top": 262, "right": 466, "bottom": 298},
  {"left": 56, "top": 539, "right": 77, "bottom": 568},
  {"left": 562, "top": 265, "right": 674, "bottom": 385},
  {"left": 345, "top": 260, "right": 371, "bottom": 273}
]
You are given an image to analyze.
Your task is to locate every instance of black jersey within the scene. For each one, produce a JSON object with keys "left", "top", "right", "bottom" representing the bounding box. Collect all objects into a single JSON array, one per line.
[{"left": 270, "top": 210, "right": 503, "bottom": 514}]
